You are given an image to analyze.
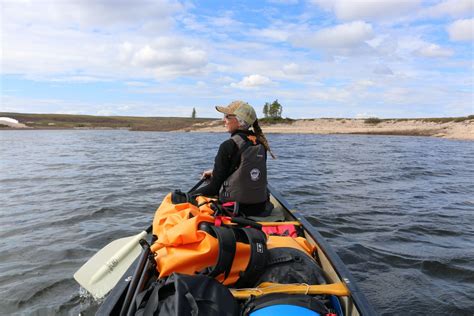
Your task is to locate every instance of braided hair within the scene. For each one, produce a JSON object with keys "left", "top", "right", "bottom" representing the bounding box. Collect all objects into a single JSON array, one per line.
[{"left": 252, "top": 119, "right": 276, "bottom": 159}]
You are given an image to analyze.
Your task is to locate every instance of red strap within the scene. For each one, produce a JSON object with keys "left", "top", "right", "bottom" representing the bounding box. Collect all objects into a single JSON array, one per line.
[
  {"left": 262, "top": 225, "right": 298, "bottom": 237},
  {"left": 214, "top": 216, "right": 231, "bottom": 227}
]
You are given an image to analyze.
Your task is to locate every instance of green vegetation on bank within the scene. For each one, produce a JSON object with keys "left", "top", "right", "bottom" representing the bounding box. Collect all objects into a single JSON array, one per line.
[
  {"left": 363, "top": 115, "right": 474, "bottom": 125},
  {"left": 364, "top": 118, "right": 383, "bottom": 125},
  {"left": 259, "top": 117, "right": 295, "bottom": 124},
  {"left": 0, "top": 112, "right": 214, "bottom": 131},
  {"left": 421, "top": 115, "right": 474, "bottom": 123}
]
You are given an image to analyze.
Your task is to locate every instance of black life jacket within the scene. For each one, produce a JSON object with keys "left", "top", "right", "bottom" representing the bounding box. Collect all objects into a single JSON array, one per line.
[{"left": 219, "top": 133, "right": 267, "bottom": 204}]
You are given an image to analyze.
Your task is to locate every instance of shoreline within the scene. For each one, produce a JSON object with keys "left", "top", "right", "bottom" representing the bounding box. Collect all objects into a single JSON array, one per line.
[
  {"left": 183, "top": 118, "right": 474, "bottom": 141},
  {"left": 1, "top": 115, "right": 472, "bottom": 141}
]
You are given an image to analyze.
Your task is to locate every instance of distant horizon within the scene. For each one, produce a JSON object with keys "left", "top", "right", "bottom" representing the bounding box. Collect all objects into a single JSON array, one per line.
[
  {"left": 1, "top": 110, "right": 473, "bottom": 121},
  {"left": 1, "top": 1, "right": 473, "bottom": 118}
]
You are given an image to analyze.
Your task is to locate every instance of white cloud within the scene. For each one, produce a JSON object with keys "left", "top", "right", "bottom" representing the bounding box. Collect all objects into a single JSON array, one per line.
[
  {"left": 230, "top": 74, "right": 273, "bottom": 89},
  {"left": 120, "top": 38, "right": 209, "bottom": 75},
  {"left": 447, "top": 19, "right": 474, "bottom": 41},
  {"left": 125, "top": 81, "right": 150, "bottom": 87},
  {"left": 0, "top": 0, "right": 190, "bottom": 79},
  {"left": 130, "top": 43, "right": 207, "bottom": 77},
  {"left": 416, "top": 44, "right": 454, "bottom": 58},
  {"left": 208, "top": 14, "right": 242, "bottom": 28},
  {"left": 380, "top": 35, "right": 457, "bottom": 61},
  {"left": 311, "top": 0, "right": 421, "bottom": 21},
  {"left": 423, "top": 0, "right": 473, "bottom": 18},
  {"left": 291, "top": 21, "right": 374, "bottom": 55},
  {"left": 216, "top": 76, "right": 235, "bottom": 84},
  {"left": 373, "top": 64, "right": 394, "bottom": 75},
  {"left": 250, "top": 28, "right": 290, "bottom": 42},
  {"left": 282, "top": 63, "right": 314, "bottom": 76},
  {"left": 1, "top": 0, "right": 181, "bottom": 32}
]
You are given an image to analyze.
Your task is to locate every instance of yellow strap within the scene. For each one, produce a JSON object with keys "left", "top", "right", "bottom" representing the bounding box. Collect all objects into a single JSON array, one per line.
[
  {"left": 230, "top": 282, "right": 350, "bottom": 299},
  {"left": 257, "top": 221, "right": 301, "bottom": 226}
]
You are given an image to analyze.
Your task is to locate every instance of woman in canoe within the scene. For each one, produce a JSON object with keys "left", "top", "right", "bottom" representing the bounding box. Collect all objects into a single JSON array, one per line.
[{"left": 191, "top": 100, "right": 276, "bottom": 216}]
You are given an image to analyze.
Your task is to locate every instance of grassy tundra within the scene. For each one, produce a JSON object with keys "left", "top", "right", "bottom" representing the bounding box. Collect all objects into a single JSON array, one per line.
[{"left": 0, "top": 112, "right": 214, "bottom": 131}]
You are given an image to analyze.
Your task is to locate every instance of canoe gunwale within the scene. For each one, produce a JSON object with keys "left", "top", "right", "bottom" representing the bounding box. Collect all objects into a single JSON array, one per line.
[{"left": 268, "top": 184, "right": 377, "bottom": 316}]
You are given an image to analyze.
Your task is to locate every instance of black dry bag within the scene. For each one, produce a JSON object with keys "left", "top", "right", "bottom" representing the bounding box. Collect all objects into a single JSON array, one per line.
[
  {"left": 134, "top": 273, "right": 240, "bottom": 316},
  {"left": 253, "top": 247, "right": 327, "bottom": 286}
]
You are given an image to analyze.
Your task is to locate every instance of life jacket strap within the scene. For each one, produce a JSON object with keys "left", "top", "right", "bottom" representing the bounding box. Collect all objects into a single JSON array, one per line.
[{"left": 229, "top": 134, "right": 253, "bottom": 173}]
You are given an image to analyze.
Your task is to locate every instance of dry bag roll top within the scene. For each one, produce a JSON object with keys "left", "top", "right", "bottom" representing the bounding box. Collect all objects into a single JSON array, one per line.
[{"left": 152, "top": 193, "right": 215, "bottom": 238}]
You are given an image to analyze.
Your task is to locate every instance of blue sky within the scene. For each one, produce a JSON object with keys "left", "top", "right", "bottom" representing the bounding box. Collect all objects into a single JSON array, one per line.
[{"left": 1, "top": 0, "right": 473, "bottom": 118}]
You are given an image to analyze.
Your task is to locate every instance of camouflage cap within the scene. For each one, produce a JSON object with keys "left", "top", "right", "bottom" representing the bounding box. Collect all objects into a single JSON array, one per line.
[{"left": 215, "top": 100, "right": 257, "bottom": 125}]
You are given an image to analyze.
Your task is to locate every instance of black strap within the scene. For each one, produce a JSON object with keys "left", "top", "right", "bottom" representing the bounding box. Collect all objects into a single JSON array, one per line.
[
  {"left": 231, "top": 217, "right": 262, "bottom": 229},
  {"left": 200, "top": 224, "right": 237, "bottom": 281},
  {"left": 141, "top": 283, "right": 162, "bottom": 315},
  {"left": 234, "top": 228, "right": 268, "bottom": 288},
  {"left": 229, "top": 134, "right": 253, "bottom": 173}
]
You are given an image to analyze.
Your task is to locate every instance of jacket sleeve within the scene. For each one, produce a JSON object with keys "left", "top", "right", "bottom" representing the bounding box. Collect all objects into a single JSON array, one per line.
[{"left": 191, "top": 139, "right": 236, "bottom": 197}]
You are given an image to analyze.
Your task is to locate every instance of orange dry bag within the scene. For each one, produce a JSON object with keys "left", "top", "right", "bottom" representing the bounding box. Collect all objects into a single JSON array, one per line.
[{"left": 150, "top": 192, "right": 316, "bottom": 286}]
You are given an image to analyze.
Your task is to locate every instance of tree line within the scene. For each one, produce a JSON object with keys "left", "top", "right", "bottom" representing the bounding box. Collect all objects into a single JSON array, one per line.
[
  {"left": 262, "top": 100, "right": 283, "bottom": 119},
  {"left": 190, "top": 100, "right": 285, "bottom": 120}
]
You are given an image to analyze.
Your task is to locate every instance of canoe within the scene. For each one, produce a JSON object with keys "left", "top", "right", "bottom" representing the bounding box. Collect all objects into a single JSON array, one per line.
[{"left": 96, "top": 184, "right": 376, "bottom": 315}]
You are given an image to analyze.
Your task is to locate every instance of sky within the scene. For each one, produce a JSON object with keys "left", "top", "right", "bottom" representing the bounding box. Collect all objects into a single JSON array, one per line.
[{"left": 1, "top": 0, "right": 473, "bottom": 119}]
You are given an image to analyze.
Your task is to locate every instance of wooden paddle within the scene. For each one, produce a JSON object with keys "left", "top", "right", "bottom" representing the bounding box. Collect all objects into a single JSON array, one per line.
[{"left": 73, "top": 178, "right": 206, "bottom": 299}]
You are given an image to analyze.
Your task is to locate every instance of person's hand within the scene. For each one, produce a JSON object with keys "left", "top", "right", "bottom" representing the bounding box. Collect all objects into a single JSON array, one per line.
[{"left": 202, "top": 169, "right": 213, "bottom": 180}]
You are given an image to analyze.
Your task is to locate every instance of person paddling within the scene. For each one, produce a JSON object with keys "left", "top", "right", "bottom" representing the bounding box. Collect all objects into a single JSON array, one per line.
[{"left": 191, "top": 100, "right": 276, "bottom": 216}]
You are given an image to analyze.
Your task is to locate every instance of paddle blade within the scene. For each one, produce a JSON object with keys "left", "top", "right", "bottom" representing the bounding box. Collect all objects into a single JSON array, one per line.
[{"left": 74, "top": 231, "right": 147, "bottom": 299}]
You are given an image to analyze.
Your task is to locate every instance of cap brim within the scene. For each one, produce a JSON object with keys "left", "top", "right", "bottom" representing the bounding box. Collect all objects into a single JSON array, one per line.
[{"left": 215, "top": 106, "right": 232, "bottom": 114}]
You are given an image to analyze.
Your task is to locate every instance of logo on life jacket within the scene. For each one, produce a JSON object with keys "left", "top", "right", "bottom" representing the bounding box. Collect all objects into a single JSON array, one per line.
[{"left": 250, "top": 168, "right": 261, "bottom": 181}]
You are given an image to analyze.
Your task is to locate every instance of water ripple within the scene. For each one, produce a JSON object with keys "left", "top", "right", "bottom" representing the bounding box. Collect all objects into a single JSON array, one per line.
[{"left": 1, "top": 131, "right": 473, "bottom": 315}]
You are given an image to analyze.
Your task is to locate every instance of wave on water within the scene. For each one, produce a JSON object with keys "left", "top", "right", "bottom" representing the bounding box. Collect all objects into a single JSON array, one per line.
[{"left": 1, "top": 131, "right": 473, "bottom": 315}]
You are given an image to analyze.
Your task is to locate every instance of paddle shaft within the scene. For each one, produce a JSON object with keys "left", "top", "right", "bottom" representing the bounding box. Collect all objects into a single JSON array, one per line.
[
  {"left": 188, "top": 177, "right": 207, "bottom": 193},
  {"left": 120, "top": 241, "right": 151, "bottom": 316},
  {"left": 90, "top": 230, "right": 148, "bottom": 285},
  {"left": 121, "top": 178, "right": 206, "bottom": 308},
  {"left": 231, "top": 282, "right": 350, "bottom": 299}
]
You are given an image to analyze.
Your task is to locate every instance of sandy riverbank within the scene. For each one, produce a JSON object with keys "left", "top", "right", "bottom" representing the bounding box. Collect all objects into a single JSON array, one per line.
[{"left": 183, "top": 118, "right": 474, "bottom": 141}]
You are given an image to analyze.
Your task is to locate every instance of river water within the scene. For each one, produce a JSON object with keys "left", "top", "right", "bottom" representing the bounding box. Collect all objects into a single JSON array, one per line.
[{"left": 1, "top": 130, "right": 473, "bottom": 315}]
